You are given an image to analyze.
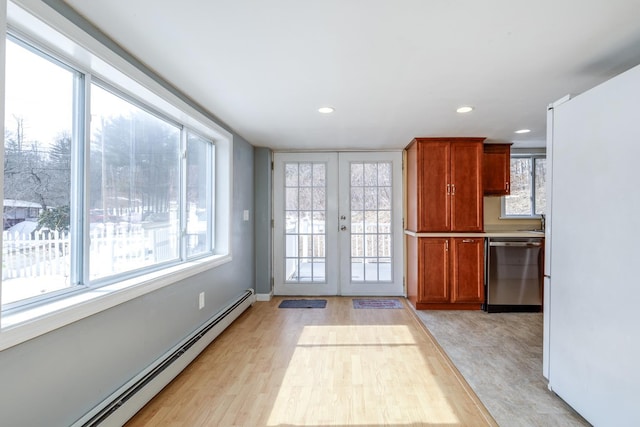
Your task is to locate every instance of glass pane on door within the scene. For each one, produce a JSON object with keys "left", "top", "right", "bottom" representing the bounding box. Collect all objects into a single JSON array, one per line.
[
  {"left": 284, "top": 162, "right": 326, "bottom": 282},
  {"left": 349, "top": 161, "right": 393, "bottom": 282}
]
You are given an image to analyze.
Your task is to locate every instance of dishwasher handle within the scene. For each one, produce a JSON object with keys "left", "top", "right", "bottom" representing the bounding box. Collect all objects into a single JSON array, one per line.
[{"left": 489, "top": 241, "right": 542, "bottom": 248}]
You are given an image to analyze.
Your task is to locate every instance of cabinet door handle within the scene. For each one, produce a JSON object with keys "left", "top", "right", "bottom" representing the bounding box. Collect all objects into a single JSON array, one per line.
[
  {"left": 451, "top": 184, "right": 456, "bottom": 195},
  {"left": 446, "top": 184, "right": 451, "bottom": 195},
  {"left": 462, "top": 239, "right": 475, "bottom": 243},
  {"left": 506, "top": 181, "right": 509, "bottom": 192}
]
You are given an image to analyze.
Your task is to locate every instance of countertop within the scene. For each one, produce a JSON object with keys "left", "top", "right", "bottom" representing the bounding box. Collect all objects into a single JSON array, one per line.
[{"left": 404, "top": 228, "right": 545, "bottom": 238}]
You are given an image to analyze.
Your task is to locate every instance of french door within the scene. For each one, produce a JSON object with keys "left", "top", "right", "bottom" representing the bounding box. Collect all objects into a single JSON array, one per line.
[{"left": 273, "top": 152, "right": 403, "bottom": 296}]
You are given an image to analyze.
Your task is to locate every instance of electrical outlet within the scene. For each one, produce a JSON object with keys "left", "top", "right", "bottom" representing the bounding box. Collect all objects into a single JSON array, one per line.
[
  {"left": 243, "top": 209, "right": 250, "bottom": 221},
  {"left": 199, "top": 292, "right": 205, "bottom": 310}
]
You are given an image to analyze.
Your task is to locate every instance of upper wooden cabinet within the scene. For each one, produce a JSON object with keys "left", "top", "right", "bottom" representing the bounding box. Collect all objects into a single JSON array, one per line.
[
  {"left": 405, "top": 138, "right": 484, "bottom": 232},
  {"left": 483, "top": 143, "right": 512, "bottom": 196}
]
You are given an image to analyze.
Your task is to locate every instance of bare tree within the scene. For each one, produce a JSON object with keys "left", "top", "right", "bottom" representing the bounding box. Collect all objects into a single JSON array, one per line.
[{"left": 3, "top": 116, "right": 72, "bottom": 229}]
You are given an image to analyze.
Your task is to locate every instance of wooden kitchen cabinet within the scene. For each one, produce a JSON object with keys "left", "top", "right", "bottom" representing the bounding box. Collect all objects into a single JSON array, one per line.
[
  {"left": 450, "top": 237, "right": 485, "bottom": 303},
  {"left": 405, "top": 137, "right": 485, "bottom": 310},
  {"left": 483, "top": 143, "right": 511, "bottom": 196},
  {"left": 407, "top": 236, "right": 484, "bottom": 310},
  {"left": 415, "top": 237, "right": 449, "bottom": 303},
  {"left": 405, "top": 138, "right": 484, "bottom": 232}
]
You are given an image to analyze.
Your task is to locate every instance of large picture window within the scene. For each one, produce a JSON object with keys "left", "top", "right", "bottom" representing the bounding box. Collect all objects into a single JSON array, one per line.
[
  {"left": 89, "top": 84, "right": 181, "bottom": 280},
  {"left": 2, "top": 37, "right": 75, "bottom": 305},
  {"left": 2, "top": 33, "right": 222, "bottom": 311}
]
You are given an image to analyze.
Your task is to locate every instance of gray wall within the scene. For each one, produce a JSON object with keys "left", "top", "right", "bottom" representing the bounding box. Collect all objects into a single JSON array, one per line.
[
  {"left": 0, "top": 2, "right": 258, "bottom": 425},
  {"left": 254, "top": 147, "right": 273, "bottom": 296}
]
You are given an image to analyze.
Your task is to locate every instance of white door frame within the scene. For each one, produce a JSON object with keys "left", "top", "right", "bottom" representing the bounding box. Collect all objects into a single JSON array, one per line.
[
  {"left": 273, "top": 151, "right": 404, "bottom": 296},
  {"left": 273, "top": 152, "right": 339, "bottom": 295},
  {"left": 338, "top": 151, "right": 404, "bottom": 295}
]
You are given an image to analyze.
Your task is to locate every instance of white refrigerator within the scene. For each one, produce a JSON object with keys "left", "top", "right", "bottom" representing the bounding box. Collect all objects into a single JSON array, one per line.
[{"left": 544, "top": 64, "right": 640, "bottom": 426}]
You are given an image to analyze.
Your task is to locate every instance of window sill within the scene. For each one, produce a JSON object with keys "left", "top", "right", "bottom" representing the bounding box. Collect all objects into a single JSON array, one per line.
[
  {"left": 499, "top": 216, "right": 542, "bottom": 220},
  {"left": 0, "top": 253, "right": 231, "bottom": 351}
]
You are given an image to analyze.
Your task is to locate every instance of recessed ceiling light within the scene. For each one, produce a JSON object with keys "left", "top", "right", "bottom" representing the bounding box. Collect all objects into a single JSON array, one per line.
[
  {"left": 456, "top": 106, "right": 474, "bottom": 113},
  {"left": 318, "top": 107, "right": 334, "bottom": 114},
  {"left": 515, "top": 129, "right": 531, "bottom": 134}
]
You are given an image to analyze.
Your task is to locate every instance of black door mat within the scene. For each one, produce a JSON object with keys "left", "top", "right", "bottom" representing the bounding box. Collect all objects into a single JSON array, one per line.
[
  {"left": 352, "top": 298, "right": 403, "bottom": 309},
  {"left": 278, "top": 299, "right": 327, "bottom": 309}
]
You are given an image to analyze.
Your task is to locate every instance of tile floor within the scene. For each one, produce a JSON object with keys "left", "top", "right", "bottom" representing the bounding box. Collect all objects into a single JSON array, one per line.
[{"left": 414, "top": 310, "right": 591, "bottom": 427}]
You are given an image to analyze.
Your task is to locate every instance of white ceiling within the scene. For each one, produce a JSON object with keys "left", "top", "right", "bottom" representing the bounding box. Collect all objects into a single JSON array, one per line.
[{"left": 62, "top": 0, "right": 640, "bottom": 150}]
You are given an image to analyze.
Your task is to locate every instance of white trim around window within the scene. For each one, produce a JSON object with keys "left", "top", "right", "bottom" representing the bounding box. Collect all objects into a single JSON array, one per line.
[{"left": 501, "top": 153, "right": 546, "bottom": 219}]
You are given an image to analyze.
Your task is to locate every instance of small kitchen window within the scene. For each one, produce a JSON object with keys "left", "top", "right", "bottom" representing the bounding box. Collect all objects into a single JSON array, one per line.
[{"left": 501, "top": 154, "right": 546, "bottom": 218}]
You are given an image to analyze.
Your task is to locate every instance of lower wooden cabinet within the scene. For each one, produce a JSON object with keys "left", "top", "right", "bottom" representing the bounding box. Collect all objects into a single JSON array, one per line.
[{"left": 407, "top": 236, "right": 484, "bottom": 310}]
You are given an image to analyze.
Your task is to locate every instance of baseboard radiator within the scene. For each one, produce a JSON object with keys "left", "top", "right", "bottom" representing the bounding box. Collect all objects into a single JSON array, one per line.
[{"left": 73, "top": 289, "right": 256, "bottom": 427}]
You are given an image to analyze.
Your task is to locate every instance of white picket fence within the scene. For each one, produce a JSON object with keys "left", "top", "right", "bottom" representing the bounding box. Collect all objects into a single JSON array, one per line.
[
  {"left": 2, "top": 230, "right": 71, "bottom": 280},
  {"left": 1, "top": 224, "right": 176, "bottom": 305},
  {"left": 2, "top": 224, "right": 175, "bottom": 281}
]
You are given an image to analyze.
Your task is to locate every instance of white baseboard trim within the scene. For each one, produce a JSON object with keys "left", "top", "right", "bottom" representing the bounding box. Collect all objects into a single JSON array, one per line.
[
  {"left": 71, "top": 289, "right": 255, "bottom": 427},
  {"left": 255, "top": 292, "right": 272, "bottom": 301}
]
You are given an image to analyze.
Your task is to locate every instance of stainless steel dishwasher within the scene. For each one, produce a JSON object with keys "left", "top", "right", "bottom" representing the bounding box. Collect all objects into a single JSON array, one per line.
[{"left": 485, "top": 237, "right": 544, "bottom": 313}]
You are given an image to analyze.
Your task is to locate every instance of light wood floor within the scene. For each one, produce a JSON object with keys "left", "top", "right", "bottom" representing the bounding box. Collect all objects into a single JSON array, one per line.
[{"left": 126, "top": 297, "right": 497, "bottom": 426}]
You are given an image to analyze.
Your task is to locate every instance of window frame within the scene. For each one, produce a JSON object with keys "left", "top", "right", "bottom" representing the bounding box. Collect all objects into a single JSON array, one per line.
[
  {"left": 0, "top": 0, "right": 233, "bottom": 350},
  {"left": 184, "top": 129, "right": 216, "bottom": 260},
  {"left": 501, "top": 152, "right": 546, "bottom": 219},
  {"left": 86, "top": 79, "right": 184, "bottom": 285}
]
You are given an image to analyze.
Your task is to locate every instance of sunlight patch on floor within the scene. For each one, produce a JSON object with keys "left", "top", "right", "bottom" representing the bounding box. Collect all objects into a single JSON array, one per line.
[{"left": 266, "top": 324, "right": 460, "bottom": 426}]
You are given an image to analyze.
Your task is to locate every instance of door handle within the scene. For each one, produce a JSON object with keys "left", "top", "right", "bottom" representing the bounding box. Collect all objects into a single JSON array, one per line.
[
  {"left": 340, "top": 225, "right": 347, "bottom": 231},
  {"left": 489, "top": 241, "right": 542, "bottom": 247}
]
